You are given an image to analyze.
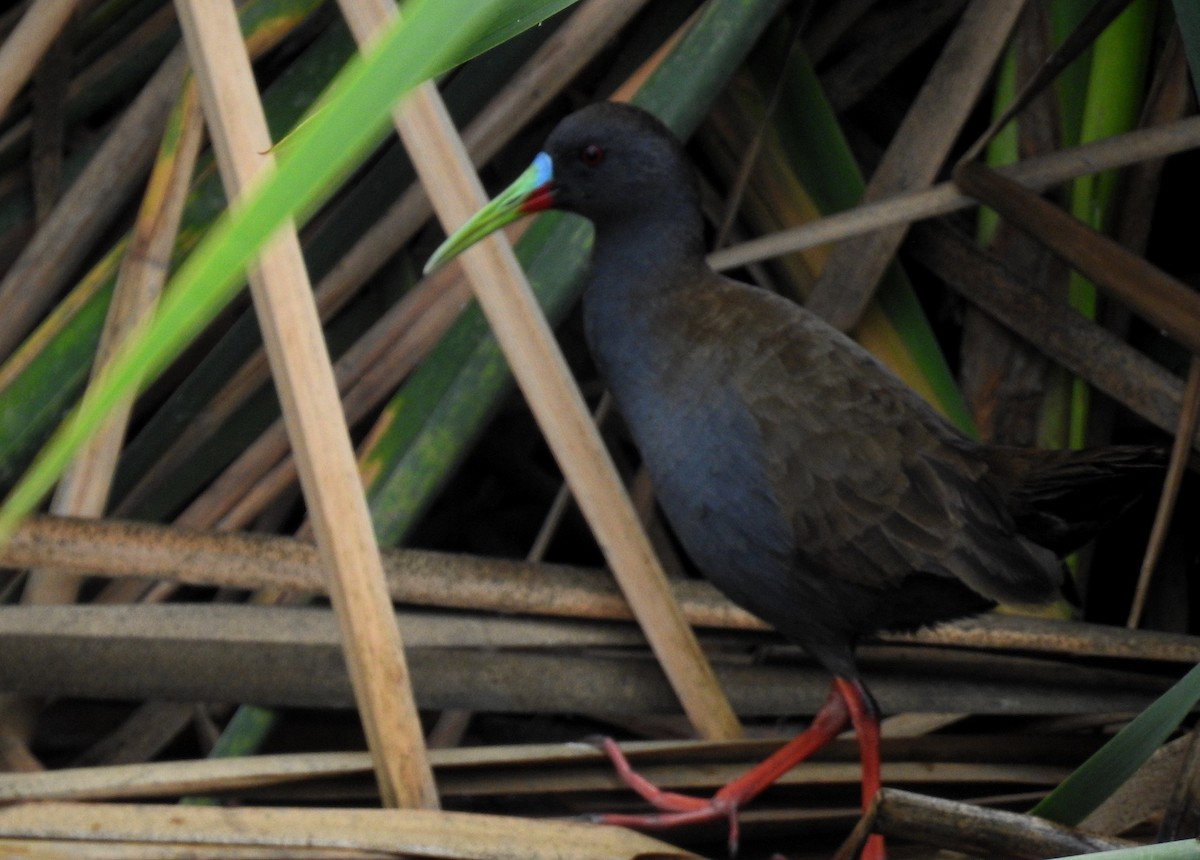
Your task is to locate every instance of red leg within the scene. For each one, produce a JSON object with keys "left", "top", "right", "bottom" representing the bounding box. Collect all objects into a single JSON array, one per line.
[
  {"left": 712, "top": 683, "right": 849, "bottom": 804},
  {"left": 596, "top": 683, "right": 853, "bottom": 855},
  {"left": 835, "top": 677, "right": 886, "bottom": 860}
]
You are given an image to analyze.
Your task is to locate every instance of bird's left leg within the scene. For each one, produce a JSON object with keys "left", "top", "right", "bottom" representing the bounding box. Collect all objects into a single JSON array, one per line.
[{"left": 834, "top": 677, "right": 885, "bottom": 860}]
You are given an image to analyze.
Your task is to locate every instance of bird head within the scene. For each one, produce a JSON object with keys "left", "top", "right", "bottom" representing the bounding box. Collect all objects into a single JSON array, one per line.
[{"left": 424, "top": 102, "right": 698, "bottom": 274}]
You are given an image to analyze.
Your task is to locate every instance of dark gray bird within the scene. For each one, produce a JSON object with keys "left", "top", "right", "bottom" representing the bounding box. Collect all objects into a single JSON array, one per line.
[{"left": 425, "top": 101, "right": 1161, "bottom": 858}]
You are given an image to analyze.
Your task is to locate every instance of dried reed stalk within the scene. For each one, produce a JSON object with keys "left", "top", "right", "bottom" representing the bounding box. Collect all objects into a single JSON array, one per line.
[
  {"left": 0, "top": 47, "right": 188, "bottom": 359},
  {"left": 7, "top": 513, "right": 1200, "bottom": 664},
  {"left": 163, "top": 0, "right": 655, "bottom": 539},
  {"left": 867, "top": 787, "right": 1133, "bottom": 857},
  {"left": 708, "top": 115, "right": 1200, "bottom": 273},
  {"left": 339, "top": 0, "right": 740, "bottom": 740},
  {"left": 0, "top": 0, "right": 78, "bottom": 124},
  {"left": 0, "top": 801, "right": 693, "bottom": 860},
  {"left": 23, "top": 87, "right": 205, "bottom": 605},
  {"left": 806, "top": 0, "right": 1026, "bottom": 330},
  {"left": 172, "top": 0, "right": 434, "bottom": 810}
]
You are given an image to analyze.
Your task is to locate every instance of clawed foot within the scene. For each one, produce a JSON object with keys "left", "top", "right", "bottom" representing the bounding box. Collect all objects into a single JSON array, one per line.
[
  {"left": 590, "top": 737, "right": 746, "bottom": 855},
  {"left": 590, "top": 727, "right": 887, "bottom": 859}
]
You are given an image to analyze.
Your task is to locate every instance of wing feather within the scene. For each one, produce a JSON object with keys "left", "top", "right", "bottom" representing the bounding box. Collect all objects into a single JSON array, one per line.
[{"left": 719, "top": 282, "right": 1061, "bottom": 604}]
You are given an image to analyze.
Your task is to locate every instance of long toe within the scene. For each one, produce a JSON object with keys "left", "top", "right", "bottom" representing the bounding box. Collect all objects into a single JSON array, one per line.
[
  {"left": 597, "top": 800, "right": 742, "bottom": 857},
  {"left": 597, "top": 737, "right": 711, "bottom": 812}
]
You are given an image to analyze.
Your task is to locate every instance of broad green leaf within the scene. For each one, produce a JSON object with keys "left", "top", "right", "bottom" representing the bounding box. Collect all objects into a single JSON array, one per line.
[
  {"left": 1063, "top": 0, "right": 1154, "bottom": 449},
  {"left": 0, "top": 0, "right": 333, "bottom": 491},
  {"left": 0, "top": 0, "right": 571, "bottom": 539},
  {"left": 1032, "top": 661, "right": 1200, "bottom": 824},
  {"left": 116, "top": 15, "right": 554, "bottom": 519},
  {"left": 453, "top": 0, "right": 580, "bottom": 71}
]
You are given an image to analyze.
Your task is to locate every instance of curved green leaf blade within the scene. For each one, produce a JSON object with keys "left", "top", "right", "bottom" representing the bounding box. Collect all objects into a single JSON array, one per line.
[
  {"left": 452, "top": 0, "right": 579, "bottom": 71},
  {"left": 1032, "top": 661, "right": 1200, "bottom": 824},
  {"left": 1059, "top": 841, "right": 1200, "bottom": 860},
  {"left": 0, "top": 0, "right": 326, "bottom": 490},
  {"left": 0, "top": 0, "right": 548, "bottom": 540}
]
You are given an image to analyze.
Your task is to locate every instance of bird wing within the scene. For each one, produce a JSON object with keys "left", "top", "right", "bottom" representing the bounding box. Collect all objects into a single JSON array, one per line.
[{"left": 721, "top": 283, "right": 1061, "bottom": 605}]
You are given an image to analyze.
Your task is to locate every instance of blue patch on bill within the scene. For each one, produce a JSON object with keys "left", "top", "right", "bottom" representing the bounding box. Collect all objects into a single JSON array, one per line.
[{"left": 531, "top": 151, "right": 554, "bottom": 186}]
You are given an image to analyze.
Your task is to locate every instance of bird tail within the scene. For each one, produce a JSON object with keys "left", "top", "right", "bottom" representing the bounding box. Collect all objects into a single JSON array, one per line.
[{"left": 984, "top": 444, "right": 1165, "bottom": 556}]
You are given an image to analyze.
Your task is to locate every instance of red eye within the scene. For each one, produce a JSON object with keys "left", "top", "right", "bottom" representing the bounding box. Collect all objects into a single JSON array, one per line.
[{"left": 580, "top": 144, "right": 605, "bottom": 166}]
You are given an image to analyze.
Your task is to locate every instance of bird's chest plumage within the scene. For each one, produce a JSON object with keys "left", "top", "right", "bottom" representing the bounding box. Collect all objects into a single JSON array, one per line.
[{"left": 582, "top": 276, "right": 798, "bottom": 599}]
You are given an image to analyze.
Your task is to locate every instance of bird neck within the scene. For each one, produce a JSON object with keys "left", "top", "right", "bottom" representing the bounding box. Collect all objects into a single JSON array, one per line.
[
  {"left": 586, "top": 207, "right": 708, "bottom": 304},
  {"left": 582, "top": 211, "right": 710, "bottom": 384}
]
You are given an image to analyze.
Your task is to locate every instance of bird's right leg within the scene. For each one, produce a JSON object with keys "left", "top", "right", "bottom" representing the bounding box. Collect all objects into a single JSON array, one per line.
[{"left": 596, "top": 682, "right": 852, "bottom": 854}]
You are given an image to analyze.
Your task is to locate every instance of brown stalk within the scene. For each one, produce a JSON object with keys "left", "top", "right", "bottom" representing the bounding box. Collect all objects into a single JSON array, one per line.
[
  {"left": 172, "top": 0, "right": 434, "bottom": 810},
  {"left": 0, "top": 801, "right": 694, "bottom": 860},
  {"left": 869, "top": 788, "right": 1132, "bottom": 857},
  {"left": 906, "top": 220, "right": 1186, "bottom": 439},
  {"left": 0, "top": 0, "right": 79, "bottom": 125},
  {"left": 0, "top": 46, "right": 188, "bottom": 361},
  {"left": 22, "top": 87, "right": 205, "bottom": 606},
  {"left": 0, "top": 605, "right": 1178, "bottom": 716},
  {"left": 30, "top": 8, "right": 72, "bottom": 222},
  {"left": 0, "top": 742, "right": 1073, "bottom": 805},
  {"left": 0, "top": 844, "right": 392, "bottom": 859},
  {"left": 707, "top": 115, "right": 1200, "bottom": 274},
  {"left": 7, "top": 514, "right": 1200, "bottom": 664},
  {"left": 341, "top": 1, "right": 740, "bottom": 740},
  {"left": 953, "top": 159, "right": 1200, "bottom": 357},
  {"left": 820, "top": 0, "right": 968, "bottom": 113},
  {"left": 113, "top": 0, "right": 650, "bottom": 521},
  {"left": 1127, "top": 359, "right": 1200, "bottom": 628},
  {"left": 805, "top": 0, "right": 1026, "bottom": 331}
]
